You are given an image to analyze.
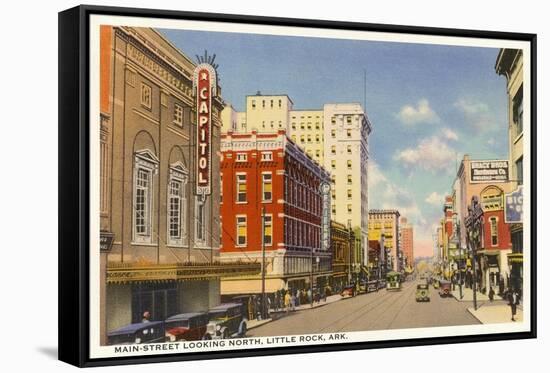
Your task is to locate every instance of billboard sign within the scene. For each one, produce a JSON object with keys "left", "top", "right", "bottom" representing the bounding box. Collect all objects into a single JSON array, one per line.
[
  {"left": 470, "top": 160, "right": 509, "bottom": 183},
  {"left": 505, "top": 186, "right": 523, "bottom": 223}
]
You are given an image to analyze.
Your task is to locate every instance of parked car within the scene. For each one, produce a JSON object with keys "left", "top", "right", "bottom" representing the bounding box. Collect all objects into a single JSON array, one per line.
[
  {"left": 377, "top": 279, "right": 387, "bottom": 289},
  {"left": 367, "top": 280, "right": 379, "bottom": 293},
  {"left": 415, "top": 284, "right": 430, "bottom": 302},
  {"left": 165, "top": 312, "right": 209, "bottom": 342},
  {"left": 205, "top": 303, "right": 247, "bottom": 339},
  {"left": 107, "top": 321, "right": 165, "bottom": 345},
  {"left": 341, "top": 284, "right": 356, "bottom": 298},
  {"left": 439, "top": 280, "right": 452, "bottom": 297}
]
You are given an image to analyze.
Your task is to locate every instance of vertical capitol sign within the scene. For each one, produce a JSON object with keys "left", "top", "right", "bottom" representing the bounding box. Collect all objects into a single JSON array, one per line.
[{"left": 193, "top": 63, "right": 217, "bottom": 196}]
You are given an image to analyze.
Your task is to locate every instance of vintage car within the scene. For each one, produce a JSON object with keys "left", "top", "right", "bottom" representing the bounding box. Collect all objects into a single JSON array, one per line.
[
  {"left": 205, "top": 303, "right": 247, "bottom": 339},
  {"left": 107, "top": 321, "right": 166, "bottom": 345},
  {"left": 367, "top": 280, "right": 379, "bottom": 293},
  {"left": 415, "top": 284, "right": 430, "bottom": 302},
  {"left": 377, "top": 279, "right": 387, "bottom": 289},
  {"left": 341, "top": 284, "right": 356, "bottom": 298},
  {"left": 439, "top": 280, "right": 452, "bottom": 297},
  {"left": 165, "top": 312, "right": 210, "bottom": 342}
]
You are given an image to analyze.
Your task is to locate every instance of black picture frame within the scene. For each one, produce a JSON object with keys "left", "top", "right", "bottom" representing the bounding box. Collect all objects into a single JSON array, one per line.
[{"left": 58, "top": 4, "right": 537, "bottom": 368}]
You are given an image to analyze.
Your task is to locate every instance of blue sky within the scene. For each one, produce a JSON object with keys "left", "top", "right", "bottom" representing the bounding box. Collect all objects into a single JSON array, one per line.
[{"left": 160, "top": 28, "right": 509, "bottom": 256}]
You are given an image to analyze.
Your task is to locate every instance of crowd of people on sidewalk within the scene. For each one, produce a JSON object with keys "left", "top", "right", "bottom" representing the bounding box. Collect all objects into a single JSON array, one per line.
[{"left": 245, "top": 287, "right": 333, "bottom": 321}]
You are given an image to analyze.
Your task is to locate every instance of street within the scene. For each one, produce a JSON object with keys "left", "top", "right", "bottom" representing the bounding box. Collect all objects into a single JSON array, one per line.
[{"left": 249, "top": 280, "right": 480, "bottom": 337}]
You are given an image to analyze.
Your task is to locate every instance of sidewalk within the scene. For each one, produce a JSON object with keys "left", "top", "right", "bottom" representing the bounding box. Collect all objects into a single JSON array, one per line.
[
  {"left": 247, "top": 294, "right": 344, "bottom": 330},
  {"left": 467, "top": 304, "right": 523, "bottom": 324},
  {"left": 451, "top": 287, "right": 502, "bottom": 302}
]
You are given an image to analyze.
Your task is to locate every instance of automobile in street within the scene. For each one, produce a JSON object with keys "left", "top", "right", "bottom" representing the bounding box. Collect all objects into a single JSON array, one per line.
[
  {"left": 107, "top": 321, "right": 166, "bottom": 345},
  {"left": 341, "top": 284, "right": 356, "bottom": 298},
  {"left": 439, "top": 280, "right": 452, "bottom": 297},
  {"left": 415, "top": 283, "right": 430, "bottom": 302},
  {"left": 205, "top": 303, "right": 248, "bottom": 339},
  {"left": 165, "top": 312, "right": 209, "bottom": 342}
]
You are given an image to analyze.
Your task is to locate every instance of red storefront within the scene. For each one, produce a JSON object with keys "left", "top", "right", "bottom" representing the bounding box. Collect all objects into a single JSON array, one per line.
[{"left": 219, "top": 130, "right": 331, "bottom": 295}]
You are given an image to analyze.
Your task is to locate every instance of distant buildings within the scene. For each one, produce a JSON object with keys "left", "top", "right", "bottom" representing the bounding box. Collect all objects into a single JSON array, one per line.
[{"left": 368, "top": 210, "right": 401, "bottom": 271}]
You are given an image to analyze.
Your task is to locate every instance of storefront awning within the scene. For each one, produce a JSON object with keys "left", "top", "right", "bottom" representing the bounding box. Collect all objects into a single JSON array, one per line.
[
  {"left": 106, "top": 261, "right": 261, "bottom": 284},
  {"left": 507, "top": 253, "right": 523, "bottom": 264}
]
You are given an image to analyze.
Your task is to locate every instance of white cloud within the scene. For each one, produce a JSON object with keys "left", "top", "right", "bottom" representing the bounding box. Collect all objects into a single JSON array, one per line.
[
  {"left": 441, "top": 128, "right": 459, "bottom": 141},
  {"left": 394, "top": 136, "right": 456, "bottom": 172},
  {"left": 454, "top": 98, "right": 494, "bottom": 132},
  {"left": 396, "top": 99, "right": 440, "bottom": 125},
  {"left": 425, "top": 191, "right": 445, "bottom": 206},
  {"left": 487, "top": 137, "right": 496, "bottom": 146}
]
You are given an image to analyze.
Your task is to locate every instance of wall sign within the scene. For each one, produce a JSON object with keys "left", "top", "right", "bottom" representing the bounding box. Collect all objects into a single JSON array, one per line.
[{"left": 470, "top": 160, "right": 509, "bottom": 183}]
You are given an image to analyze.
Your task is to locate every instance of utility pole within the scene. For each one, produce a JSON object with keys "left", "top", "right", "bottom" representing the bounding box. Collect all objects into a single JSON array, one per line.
[
  {"left": 465, "top": 196, "right": 482, "bottom": 311},
  {"left": 261, "top": 206, "right": 267, "bottom": 319}
]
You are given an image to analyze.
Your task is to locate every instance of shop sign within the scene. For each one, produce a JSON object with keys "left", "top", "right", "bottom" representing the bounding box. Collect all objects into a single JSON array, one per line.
[
  {"left": 320, "top": 182, "right": 331, "bottom": 251},
  {"left": 100, "top": 232, "right": 114, "bottom": 252},
  {"left": 505, "top": 186, "right": 523, "bottom": 223},
  {"left": 194, "top": 63, "right": 217, "bottom": 195},
  {"left": 470, "top": 160, "right": 508, "bottom": 183}
]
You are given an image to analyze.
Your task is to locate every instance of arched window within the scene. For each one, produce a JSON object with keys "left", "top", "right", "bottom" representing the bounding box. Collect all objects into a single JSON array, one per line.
[
  {"left": 132, "top": 149, "right": 159, "bottom": 244},
  {"left": 167, "top": 162, "right": 188, "bottom": 246}
]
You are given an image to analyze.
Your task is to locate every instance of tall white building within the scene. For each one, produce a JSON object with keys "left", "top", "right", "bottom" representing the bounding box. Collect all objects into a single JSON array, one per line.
[{"left": 323, "top": 103, "right": 372, "bottom": 268}]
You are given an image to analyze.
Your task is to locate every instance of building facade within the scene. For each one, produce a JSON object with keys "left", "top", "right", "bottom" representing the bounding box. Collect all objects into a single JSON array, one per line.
[
  {"left": 448, "top": 155, "right": 514, "bottom": 292},
  {"left": 368, "top": 210, "right": 401, "bottom": 271},
  {"left": 495, "top": 48, "right": 524, "bottom": 292},
  {"left": 221, "top": 94, "right": 373, "bottom": 273},
  {"left": 330, "top": 221, "right": 355, "bottom": 292},
  {"left": 400, "top": 217, "right": 414, "bottom": 270},
  {"left": 219, "top": 130, "right": 332, "bottom": 295},
  {"left": 98, "top": 26, "right": 259, "bottom": 343}
]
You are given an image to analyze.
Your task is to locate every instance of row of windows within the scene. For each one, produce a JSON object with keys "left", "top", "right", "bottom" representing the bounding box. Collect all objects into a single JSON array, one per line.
[
  {"left": 331, "top": 160, "right": 353, "bottom": 169},
  {"left": 330, "top": 189, "right": 354, "bottom": 200},
  {"left": 235, "top": 214, "right": 272, "bottom": 247},
  {"left": 330, "top": 115, "right": 358, "bottom": 125},
  {"left": 133, "top": 160, "right": 207, "bottom": 247},
  {"left": 284, "top": 177, "right": 322, "bottom": 215},
  {"left": 331, "top": 204, "right": 354, "bottom": 215},
  {"left": 223, "top": 172, "right": 272, "bottom": 204},
  {"left": 285, "top": 219, "right": 321, "bottom": 249},
  {"left": 233, "top": 152, "right": 273, "bottom": 163},
  {"left": 291, "top": 134, "right": 323, "bottom": 143},
  {"left": 140, "top": 83, "right": 188, "bottom": 128},
  {"left": 330, "top": 145, "right": 355, "bottom": 155},
  {"left": 330, "top": 174, "right": 354, "bottom": 185},
  {"left": 291, "top": 122, "right": 322, "bottom": 130},
  {"left": 251, "top": 99, "right": 283, "bottom": 109}
]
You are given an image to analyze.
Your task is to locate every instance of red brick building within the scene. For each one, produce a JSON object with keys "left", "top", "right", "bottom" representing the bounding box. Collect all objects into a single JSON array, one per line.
[
  {"left": 400, "top": 217, "right": 414, "bottom": 270},
  {"left": 219, "top": 130, "right": 332, "bottom": 295},
  {"left": 478, "top": 185, "right": 512, "bottom": 292}
]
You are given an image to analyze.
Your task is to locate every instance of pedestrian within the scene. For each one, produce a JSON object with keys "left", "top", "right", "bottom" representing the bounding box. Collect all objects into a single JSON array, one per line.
[
  {"left": 507, "top": 288, "right": 519, "bottom": 321},
  {"left": 284, "top": 291, "right": 291, "bottom": 314},
  {"left": 499, "top": 275, "right": 505, "bottom": 296},
  {"left": 290, "top": 292, "right": 296, "bottom": 311},
  {"left": 142, "top": 311, "right": 151, "bottom": 323},
  {"left": 295, "top": 290, "right": 301, "bottom": 307},
  {"left": 488, "top": 287, "right": 495, "bottom": 302},
  {"left": 307, "top": 288, "right": 312, "bottom": 304}
]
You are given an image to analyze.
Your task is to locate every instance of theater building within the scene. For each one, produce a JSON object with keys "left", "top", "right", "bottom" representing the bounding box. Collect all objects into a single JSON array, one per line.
[
  {"left": 98, "top": 26, "right": 259, "bottom": 344},
  {"left": 219, "top": 130, "right": 332, "bottom": 295}
]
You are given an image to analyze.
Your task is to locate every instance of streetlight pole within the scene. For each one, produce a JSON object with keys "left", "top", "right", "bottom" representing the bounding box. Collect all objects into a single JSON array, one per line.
[
  {"left": 261, "top": 206, "right": 267, "bottom": 319},
  {"left": 457, "top": 217, "right": 463, "bottom": 300},
  {"left": 465, "top": 196, "right": 482, "bottom": 311},
  {"left": 310, "top": 246, "right": 314, "bottom": 308}
]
